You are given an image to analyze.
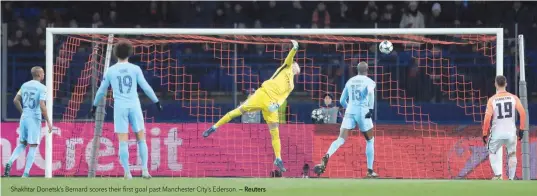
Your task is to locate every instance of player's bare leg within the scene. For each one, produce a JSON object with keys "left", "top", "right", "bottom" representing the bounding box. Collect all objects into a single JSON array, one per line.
[
  {"left": 363, "top": 129, "right": 378, "bottom": 178},
  {"left": 117, "top": 133, "right": 132, "bottom": 179},
  {"left": 136, "top": 131, "right": 151, "bottom": 179},
  {"left": 3, "top": 141, "right": 27, "bottom": 177},
  {"left": 268, "top": 122, "right": 286, "bottom": 172},
  {"left": 315, "top": 128, "right": 349, "bottom": 176},
  {"left": 203, "top": 107, "right": 246, "bottom": 138}
]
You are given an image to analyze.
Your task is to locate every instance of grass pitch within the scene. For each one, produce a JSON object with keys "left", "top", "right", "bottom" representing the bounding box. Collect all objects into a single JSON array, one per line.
[{"left": 1, "top": 177, "right": 536, "bottom": 196}]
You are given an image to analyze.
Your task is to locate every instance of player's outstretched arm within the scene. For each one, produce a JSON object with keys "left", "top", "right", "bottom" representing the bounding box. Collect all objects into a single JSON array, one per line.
[
  {"left": 13, "top": 90, "right": 23, "bottom": 113},
  {"left": 283, "top": 40, "right": 299, "bottom": 66},
  {"left": 340, "top": 86, "right": 349, "bottom": 109},
  {"left": 136, "top": 67, "right": 162, "bottom": 110}
]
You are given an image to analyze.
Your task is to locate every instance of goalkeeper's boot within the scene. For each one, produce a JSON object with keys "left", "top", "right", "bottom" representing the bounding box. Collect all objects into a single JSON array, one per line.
[
  {"left": 274, "top": 158, "right": 287, "bottom": 172},
  {"left": 366, "top": 169, "right": 379, "bottom": 178},
  {"left": 142, "top": 170, "right": 152, "bottom": 179},
  {"left": 202, "top": 126, "right": 217, "bottom": 138},
  {"left": 3, "top": 163, "right": 12, "bottom": 177},
  {"left": 491, "top": 175, "right": 502, "bottom": 180},
  {"left": 21, "top": 173, "right": 29, "bottom": 178}
]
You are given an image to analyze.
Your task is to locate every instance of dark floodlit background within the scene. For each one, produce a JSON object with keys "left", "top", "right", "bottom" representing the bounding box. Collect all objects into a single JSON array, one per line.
[{"left": 1, "top": 1, "right": 536, "bottom": 179}]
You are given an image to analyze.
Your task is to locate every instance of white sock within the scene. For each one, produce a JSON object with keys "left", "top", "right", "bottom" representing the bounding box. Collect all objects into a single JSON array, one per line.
[
  {"left": 508, "top": 155, "right": 517, "bottom": 180},
  {"left": 326, "top": 137, "right": 345, "bottom": 157},
  {"left": 489, "top": 153, "right": 502, "bottom": 176}
]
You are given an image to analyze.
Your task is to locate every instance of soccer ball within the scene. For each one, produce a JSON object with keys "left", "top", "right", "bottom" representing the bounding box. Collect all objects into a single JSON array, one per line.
[
  {"left": 379, "top": 40, "right": 393, "bottom": 54},
  {"left": 311, "top": 109, "right": 328, "bottom": 124}
]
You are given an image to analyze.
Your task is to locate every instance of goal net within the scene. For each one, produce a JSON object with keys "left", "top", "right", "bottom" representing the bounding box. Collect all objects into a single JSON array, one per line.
[{"left": 30, "top": 28, "right": 531, "bottom": 179}]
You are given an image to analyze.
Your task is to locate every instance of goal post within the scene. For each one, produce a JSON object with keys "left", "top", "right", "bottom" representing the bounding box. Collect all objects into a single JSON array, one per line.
[
  {"left": 87, "top": 34, "right": 115, "bottom": 177},
  {"left": 45, "top": 27, "right": 505, "bottom": 179},
  {"left": 518, "top": 34, "right": 530, "bottom": 180}
]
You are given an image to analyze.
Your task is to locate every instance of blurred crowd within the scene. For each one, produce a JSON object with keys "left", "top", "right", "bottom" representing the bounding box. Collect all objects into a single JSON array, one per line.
[{"left": 3, "top": 1, "right": 537, "bottom": 52}]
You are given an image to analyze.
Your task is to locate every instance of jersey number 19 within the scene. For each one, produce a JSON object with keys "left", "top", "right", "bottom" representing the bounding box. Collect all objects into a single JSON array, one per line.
[
  {"left": 117, "top": 75, "right": 133, "bottom": 94},
  {"left": 496, "top": 102, "right": 513, "bottom": 119}
]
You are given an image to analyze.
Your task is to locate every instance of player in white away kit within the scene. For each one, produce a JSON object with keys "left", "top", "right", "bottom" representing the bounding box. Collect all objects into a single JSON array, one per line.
[
  {"left": 482, "top": 75, "right": 527, "bottom": 180},
  {"left": 3, "top": 67, "right": 52, "bottom": 177},
  {"left": 91, "top": 41, "right": 162, "bottom": 179},
  {"left": 314, "top": 62, "right": 378, "bottom": 178}
]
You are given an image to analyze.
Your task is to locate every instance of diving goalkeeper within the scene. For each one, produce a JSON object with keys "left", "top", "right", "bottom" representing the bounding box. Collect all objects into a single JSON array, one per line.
[{"left": 203, "top": 40, "right": 300, "bottom": 172}]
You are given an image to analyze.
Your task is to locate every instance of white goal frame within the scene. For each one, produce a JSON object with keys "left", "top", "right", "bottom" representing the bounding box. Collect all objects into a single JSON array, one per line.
[{"left": 45, "top": 28, "right": 504, "bottom": 178}]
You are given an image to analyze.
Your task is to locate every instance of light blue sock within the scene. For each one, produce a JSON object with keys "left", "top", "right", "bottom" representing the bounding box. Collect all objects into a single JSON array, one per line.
[
  {"left": 326, "top": 137, "right": 345, "bottom": 157},
  {"left": 137, "top": 140, "right": 148, "bottom": 171},
  {"left": 8, "top": 143, "right": 27, "bottom": 165},
  {"left": 23, "top": 147, "right": 37, "bottom": 174},
  {"left": 118, "top": 141, "right": 130, "bottom": 174},
  {"left": 366, "top": 137, "right": 375, "bottom": 170}
]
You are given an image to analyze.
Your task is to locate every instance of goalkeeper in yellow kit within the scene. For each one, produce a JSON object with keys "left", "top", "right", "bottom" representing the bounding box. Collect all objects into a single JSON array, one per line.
[{"left": 203, "top": 40, "right": 300, "bottom": 172}]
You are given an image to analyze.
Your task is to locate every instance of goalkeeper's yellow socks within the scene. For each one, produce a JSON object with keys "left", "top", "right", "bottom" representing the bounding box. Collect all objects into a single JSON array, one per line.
[
  {"left": 269, "top": 127, "right": 282, "bottom": 159},
  {"left": 213, "top": 108, "right": 242, "bottom": 128}
]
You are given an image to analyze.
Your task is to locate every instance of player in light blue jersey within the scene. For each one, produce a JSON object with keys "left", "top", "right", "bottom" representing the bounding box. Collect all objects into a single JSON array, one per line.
[
  {"left": 314, "top": 62, "right": 378, "bottom": 178},
  {"left": 91, "top": 41, "right": 162, "bottom": 179},
  {"left": 3, "top": 66, "right": 52, "bottom": 178}
]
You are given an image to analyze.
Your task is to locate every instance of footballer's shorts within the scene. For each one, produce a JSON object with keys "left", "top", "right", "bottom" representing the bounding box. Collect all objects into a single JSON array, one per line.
[
  {"left": 240, "top": 88, "right": 279, "bottom": 123},
  {"left": 487, "top": 136, "right": 517, "bottom": 155},
  {"left": 19, "top": 116, "right": 42, "bottom": 145},
  {"left": 340, "top": 109, "right": 374, "bottom": 132},
  {"left": 114, "top": 106, "right": 145, "bottom": 134}
]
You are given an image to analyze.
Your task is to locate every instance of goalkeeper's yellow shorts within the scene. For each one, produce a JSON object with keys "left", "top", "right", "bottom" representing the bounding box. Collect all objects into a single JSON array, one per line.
[{"left": 240, "top": 88, "right": 279, "bottom": 123}]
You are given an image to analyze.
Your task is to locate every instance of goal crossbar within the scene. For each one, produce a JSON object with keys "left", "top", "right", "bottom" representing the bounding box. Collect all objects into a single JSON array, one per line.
[
  {"left": 46, "top": 28, "right": 503, "bottom": 35},
  {"left": 44, "top": 27, "right": 504, "bottom": 178}
]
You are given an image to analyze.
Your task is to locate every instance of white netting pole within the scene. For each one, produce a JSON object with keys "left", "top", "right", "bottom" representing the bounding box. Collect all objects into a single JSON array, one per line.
[
  {"left": 45, "top": 30, "right": 53, "bottom": 178},
  {"left": 496, "top": 30, "right": 504, "bottom": 76},
  {"left": 88, "top": 34, "right": 115, "bottom": 177},
  {"left": 518, "top": 34, "right": 530, "bottom": 180}
]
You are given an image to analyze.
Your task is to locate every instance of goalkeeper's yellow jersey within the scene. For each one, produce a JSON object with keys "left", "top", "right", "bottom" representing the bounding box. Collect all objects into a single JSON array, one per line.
[{"left": 261, "top": 49, "right": 297, "bottom": 105}]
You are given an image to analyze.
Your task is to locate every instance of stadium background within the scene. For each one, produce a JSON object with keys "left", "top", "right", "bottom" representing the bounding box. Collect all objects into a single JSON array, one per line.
[{"left": 1, "top": 1, "right": 536, "bottom": 179}]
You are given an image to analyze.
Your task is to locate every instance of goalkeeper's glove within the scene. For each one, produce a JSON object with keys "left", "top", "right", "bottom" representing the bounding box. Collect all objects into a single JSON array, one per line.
[
  {"left": 155, "top": 102, "right": 163, "bottom": 111},
  {"left": 482, "top": 135, "right": 488, "bottom": 145},
  {"left": 90, "top": 106, "right": 97, "bottom": 118},
  {"left": 291, "top": 40, "right": 299, "bottom": 50},
  {"left": 365, "top": 109, "right": 373, "bottom": 119},
  {"left": 268, "top": 103, "right": 280, "bottom": 113},
  {"left": 517, "top": 129, "right": 525, "bottom": 141}
]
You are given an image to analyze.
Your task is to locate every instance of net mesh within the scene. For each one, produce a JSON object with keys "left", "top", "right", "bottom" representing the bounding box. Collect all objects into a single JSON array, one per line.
[{"left": 48, "top": 32, "right": 532, "bottom": 179}]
